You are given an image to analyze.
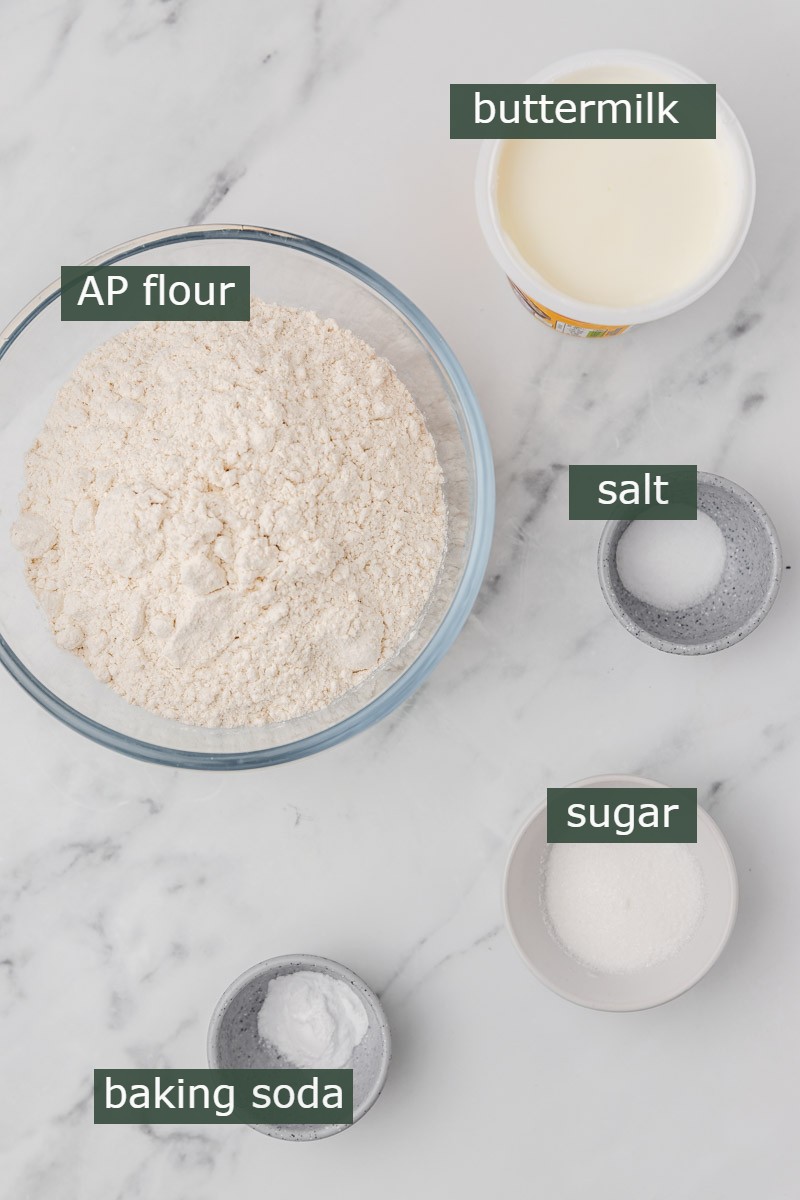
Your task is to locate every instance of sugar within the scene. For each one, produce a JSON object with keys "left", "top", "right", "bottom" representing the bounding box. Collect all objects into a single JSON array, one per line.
[
  {"left": 542, "top": 842, "right": 705, "bottom": 974},
  {"left": 615, "top": 512, "right": 727, "bottom": 611}
]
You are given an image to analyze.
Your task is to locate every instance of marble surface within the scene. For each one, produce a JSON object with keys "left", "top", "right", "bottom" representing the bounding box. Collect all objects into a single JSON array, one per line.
[{"left": 1, "top": 1, "right": 798, "bottom": 1196}]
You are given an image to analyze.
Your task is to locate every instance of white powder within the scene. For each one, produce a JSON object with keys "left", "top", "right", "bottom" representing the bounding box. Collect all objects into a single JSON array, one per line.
[
  {"left": 615, "top": 513, "right": 727, "bottom": 611},
  {"left": 13, "top": 301, "right": 446, "bottom": 727},
  {"left": 542, "top": 842, "right": 705, "bottom": 974},
  {"left": 257, "top": 970, "right": 369, "bottom": 1069}
]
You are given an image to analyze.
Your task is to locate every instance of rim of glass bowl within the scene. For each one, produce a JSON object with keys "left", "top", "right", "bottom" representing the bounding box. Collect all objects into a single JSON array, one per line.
[{"left": 0, "top": 224, "right": 495, "bottom": 770}]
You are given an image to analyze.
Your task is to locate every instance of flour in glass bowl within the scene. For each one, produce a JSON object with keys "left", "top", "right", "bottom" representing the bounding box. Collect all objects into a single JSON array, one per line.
[{"left": 13, "top": 300, "right": 447, "bottom": 727}]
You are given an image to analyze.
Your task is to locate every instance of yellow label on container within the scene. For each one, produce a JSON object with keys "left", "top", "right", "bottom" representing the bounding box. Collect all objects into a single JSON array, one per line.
[{"left": 508, "top": 280, "right": 629, "bottom": 337}]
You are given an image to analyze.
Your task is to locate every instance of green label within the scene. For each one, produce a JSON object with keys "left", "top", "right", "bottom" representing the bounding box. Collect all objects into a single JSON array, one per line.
[
  {"left": 569, "top": 465, "right": 697, "bottom": 520},
  {"left": 547, "top": 789, "right": 698, "bottom": 843},
  {"left": 450, "top": 84, "right": 716, "bottom": 138},
  {"left": 61, "top": 266, "right": 250, "bottom": 321},
  {"left": 93, "top": 1069, "right": 352, "bottom": 1124}
]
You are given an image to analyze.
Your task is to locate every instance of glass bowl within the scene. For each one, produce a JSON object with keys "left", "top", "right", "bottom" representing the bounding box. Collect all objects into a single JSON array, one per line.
[{"left": 0, "top": 225, "right": 494, "bottom": 769}]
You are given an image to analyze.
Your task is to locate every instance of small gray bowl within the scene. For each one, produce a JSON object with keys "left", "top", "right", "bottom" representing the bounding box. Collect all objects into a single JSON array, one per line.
[
  {"left": 207, "top": 954, "right": 391, "bottom": 1140},
  {"left": 598, "top": 471, "right": 782, "bottom": 654}
]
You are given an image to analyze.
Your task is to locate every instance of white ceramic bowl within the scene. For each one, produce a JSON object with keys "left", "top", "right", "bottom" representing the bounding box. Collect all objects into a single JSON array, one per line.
[{"left": 504, "top": 774, "right": 738, "bottom": 1011}]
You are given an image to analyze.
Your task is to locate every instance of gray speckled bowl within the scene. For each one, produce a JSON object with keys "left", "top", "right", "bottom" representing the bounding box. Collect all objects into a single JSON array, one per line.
[
  {"left": 598, "top": 472, "right": 782, "bottom": 655},
  {"left": 207, "top": 954, "right": 391, "bottom": 1140}
]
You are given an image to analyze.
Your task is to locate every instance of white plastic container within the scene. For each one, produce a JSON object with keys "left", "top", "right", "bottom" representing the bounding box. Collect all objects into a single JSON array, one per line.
[{"left": 476, "top": 50, "right": 756, "bottom": 337}]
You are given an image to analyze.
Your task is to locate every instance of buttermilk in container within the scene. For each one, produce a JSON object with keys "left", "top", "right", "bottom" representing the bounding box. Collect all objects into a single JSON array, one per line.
[{"left": 476, "top": 50, "right": 755, "bottom": 336}]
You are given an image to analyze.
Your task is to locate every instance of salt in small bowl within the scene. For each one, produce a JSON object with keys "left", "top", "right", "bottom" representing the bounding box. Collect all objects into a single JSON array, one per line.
[
  {"left": 597, "top": 471, "right": 782, "bottom": 654},
  {"left": 207, "top": 954, "right": 391, "bottom": 1140}
]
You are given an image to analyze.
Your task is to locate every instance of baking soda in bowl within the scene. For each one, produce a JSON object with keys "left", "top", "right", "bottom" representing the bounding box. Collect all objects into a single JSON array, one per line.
[
  {"left": 257, "top": 971, "right": 369, "bottom": 1069},
  {"left": 542, "top": 842, "right": 706, "bottom": 974},
  {"left": 476, "top": 50, "right": 755, "bottom": 335}
]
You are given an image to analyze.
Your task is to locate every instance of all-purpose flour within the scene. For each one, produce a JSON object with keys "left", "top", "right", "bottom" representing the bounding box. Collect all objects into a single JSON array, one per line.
[{"left": 14, "top": 301, "right": 446, "bottom": 727}]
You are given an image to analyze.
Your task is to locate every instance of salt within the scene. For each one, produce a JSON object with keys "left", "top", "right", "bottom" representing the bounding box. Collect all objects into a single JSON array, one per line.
[
  {"left": 615, "top": 513, "right": 727, "bottom": 611},
  {"left": 542, "top": 842, "right": 705, "bottom": 974}
]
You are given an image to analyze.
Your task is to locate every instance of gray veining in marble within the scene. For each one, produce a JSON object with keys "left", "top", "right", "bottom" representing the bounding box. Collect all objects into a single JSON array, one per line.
[{"left": 1, "top": 0, "right": 799, "bottom": 1197}]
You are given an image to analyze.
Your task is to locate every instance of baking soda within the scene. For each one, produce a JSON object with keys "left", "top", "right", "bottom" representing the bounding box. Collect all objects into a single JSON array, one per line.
[
  {"left": 258, "top": 971, "right": 369, "bottom": 1069},
  {"left": 615, "top": 513, "right": 727, "bottom": 611},
  {"left": 542, "top": 842, "right": 705, "bottom": 974}
]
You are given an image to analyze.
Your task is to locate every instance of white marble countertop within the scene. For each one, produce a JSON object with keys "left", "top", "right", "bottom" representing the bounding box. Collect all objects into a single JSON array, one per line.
[{"left": 1, "top": 1, "right": 798, "bottom": 1196}]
